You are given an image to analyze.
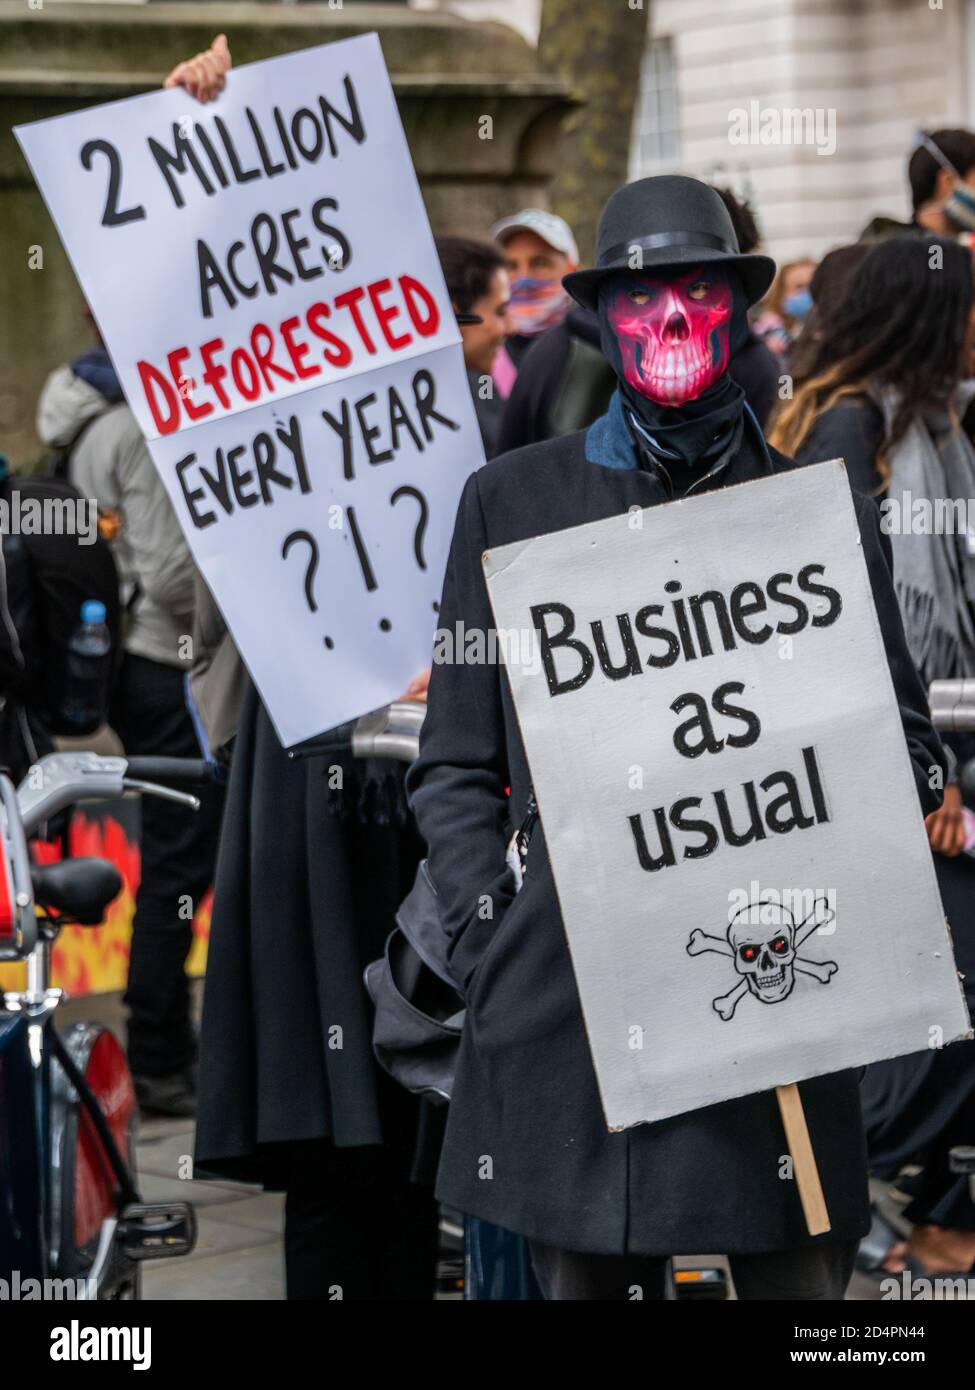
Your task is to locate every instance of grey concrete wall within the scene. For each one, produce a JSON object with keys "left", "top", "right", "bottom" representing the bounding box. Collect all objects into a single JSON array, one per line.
[{"left": 0, "top": 1, "right": 574, "bottom": 467}]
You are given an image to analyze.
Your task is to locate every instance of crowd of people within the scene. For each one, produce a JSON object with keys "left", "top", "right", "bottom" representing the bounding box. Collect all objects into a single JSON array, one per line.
[{"left": 4, "top": 31, "right": 975, "bottom": 1300}]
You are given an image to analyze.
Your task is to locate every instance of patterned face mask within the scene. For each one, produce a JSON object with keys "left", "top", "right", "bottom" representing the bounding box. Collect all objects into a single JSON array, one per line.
[
  {"left": 507, "top": 275, "right": 572, "bottom": 336},
  {"left": 603, "top": 265, "right": 734, "bottom": 406}
]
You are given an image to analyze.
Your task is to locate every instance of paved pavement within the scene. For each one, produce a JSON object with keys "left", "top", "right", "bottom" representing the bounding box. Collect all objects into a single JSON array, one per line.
[
  {"left": 61, "top": 987, "right": 285, "bottom": 1300},
  {"left": 134, "top": 1114, "right": 285, "bottom": 1300},
  {"left": 60, "top": 990, "right": 968, "bottom": 1301}
]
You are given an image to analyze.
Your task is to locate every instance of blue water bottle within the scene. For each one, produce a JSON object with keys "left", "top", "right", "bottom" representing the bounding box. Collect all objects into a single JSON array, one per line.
[{"left": 59, "top": 599, "right": 112, "bottom": 733}]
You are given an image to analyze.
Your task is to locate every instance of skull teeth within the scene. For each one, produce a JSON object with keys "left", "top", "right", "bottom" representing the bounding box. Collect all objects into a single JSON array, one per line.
[
  {"left": 645, "top": 353, "right": 713, "bottom": 402},
  {"left": 756, "top": 969, "right": 785, "bottom": 988}
]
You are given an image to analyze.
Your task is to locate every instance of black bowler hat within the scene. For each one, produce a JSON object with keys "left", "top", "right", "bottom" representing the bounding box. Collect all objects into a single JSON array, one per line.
[{"left": 563, "top": 175, "right": 776, "bottom": 311}]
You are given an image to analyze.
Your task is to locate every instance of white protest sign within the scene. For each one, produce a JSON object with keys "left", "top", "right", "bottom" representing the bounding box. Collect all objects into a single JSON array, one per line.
[
  {"left": 16, "top": 35, "right": 457, "bottom": 438},
  {"left": 484, "top": 460, "right": 971, "bottom": 1131},
  {"left": 16, "top": 35, "right": 483, "bottom": 747},
  {"left": 149, "top": 342, "right": 473, "bottom": 746}
]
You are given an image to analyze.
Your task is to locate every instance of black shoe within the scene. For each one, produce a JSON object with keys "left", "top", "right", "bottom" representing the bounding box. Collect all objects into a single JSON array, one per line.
[{"left": 132, "top": 1070, "right": 197, "bottom": 1119}]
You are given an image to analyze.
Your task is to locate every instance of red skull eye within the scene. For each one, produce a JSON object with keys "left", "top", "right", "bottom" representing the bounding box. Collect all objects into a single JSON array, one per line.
[
  {"left": 687, "top": 279, "right": 711, "bottom": 300},
  {"left": 628, "top": 288, "right": 653, "bottom": 305},
  {"left": 738, "top": 944, "right": 759, "bottom": 963},
  {"left": 771, "top": 936, "right": 790, "bottom": 954}
]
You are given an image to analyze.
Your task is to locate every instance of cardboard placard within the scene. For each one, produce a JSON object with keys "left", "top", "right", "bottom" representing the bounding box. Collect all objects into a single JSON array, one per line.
[
  {"left": 484, "top": 460, "right": 971, "bottom": 1129},
  {"left": 17, "top": 35, "right": 483, "bottom": 746}
]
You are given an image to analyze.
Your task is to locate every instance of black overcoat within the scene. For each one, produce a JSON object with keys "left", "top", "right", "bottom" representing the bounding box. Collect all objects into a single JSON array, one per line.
[
  {"left": 407, "top": 419, "right": 947, "bottom": 1256},
  {"left": 194, "top": 683, "right": 440, "bottom": 1189}
]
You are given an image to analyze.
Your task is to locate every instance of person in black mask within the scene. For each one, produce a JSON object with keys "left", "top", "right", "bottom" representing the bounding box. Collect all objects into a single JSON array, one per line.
[
  {"left": 497, "top": 187, "right": 779, "bottom": 456},
  {"left": 407, "top": 175, "right": 946, "bottom": 1300},
  {"left": 594, "top": 263, "right": 751, "bottom": 490}
]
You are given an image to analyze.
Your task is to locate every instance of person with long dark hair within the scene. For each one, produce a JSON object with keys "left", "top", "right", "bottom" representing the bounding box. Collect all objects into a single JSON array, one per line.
[
  {"left": 771, "top": 235, "right": 975, "bottom": 1278},
  {"left": 771, "top": 237, "right": 974, "bottom": 498},
  {"left": 436, "top": 236, "right": 514, "bottom": 459},
  {"left": 785, "top": 243, "right": 872, "bottom": 390}
]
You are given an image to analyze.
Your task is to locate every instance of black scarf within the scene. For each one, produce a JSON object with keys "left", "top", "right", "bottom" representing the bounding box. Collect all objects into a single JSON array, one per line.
[{"left": 597, "top": 269, "right": 751, "bottom": 495}]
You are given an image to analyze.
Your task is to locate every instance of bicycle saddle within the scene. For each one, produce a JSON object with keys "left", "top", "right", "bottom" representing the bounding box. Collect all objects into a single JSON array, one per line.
[{"left": 31, "top": 858, "right": 123, "bottom": 926}]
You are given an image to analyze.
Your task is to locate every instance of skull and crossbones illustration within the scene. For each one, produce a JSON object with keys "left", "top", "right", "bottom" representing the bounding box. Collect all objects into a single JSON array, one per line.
[{"left": 686, "top": 896, "right": 837, "bottom": 1021}]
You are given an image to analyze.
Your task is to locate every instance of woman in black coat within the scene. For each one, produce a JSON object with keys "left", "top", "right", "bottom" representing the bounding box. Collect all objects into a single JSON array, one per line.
[
  {"left": 407, "top": 179, "right": 947, "bottom": 1300},
  {"left": 168, "top": 35, "right": 444, "bottom": 1301},
  {"left": 773, "top": 234, "right": 975, "bottom": 1278},
  {"left": 194, "top": 680, "right": 442, "bottom": 1300}
]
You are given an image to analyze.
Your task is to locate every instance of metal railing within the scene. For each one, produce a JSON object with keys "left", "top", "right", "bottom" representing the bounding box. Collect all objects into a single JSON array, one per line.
[
  {"left": 288, "top": 700, "right": 425, "bottom": 766},
  {"left": 928, "top": 680, "right": 975, "bottom": 732}
]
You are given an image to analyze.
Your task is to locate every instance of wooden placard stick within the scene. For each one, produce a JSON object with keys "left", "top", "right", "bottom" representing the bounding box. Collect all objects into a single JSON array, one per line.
[{"left": 776, "top": 1083, "right": 831, "bottom": 1236}]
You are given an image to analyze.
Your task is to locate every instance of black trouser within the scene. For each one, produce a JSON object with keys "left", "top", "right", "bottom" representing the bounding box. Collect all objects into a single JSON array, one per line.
[
  {"left": 529, "top": 1238, "right": 859, "bottom": 1300},
  {"left": 283, "top": 1137, "right": 439, "bottom": 1301},
  {"left": 111, "top": 654, "right": 224, "bottom": 1078}
]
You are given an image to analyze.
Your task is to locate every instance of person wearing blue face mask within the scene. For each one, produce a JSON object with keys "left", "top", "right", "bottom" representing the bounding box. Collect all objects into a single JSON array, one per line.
[
  {"left": 913, "top": 131, "right": 975, "bottom": 237},
  {"left": 782, "top": 285, "right": 813, "bottom": 322},
  {"left": 860, "top": 128, "right": 975, "bottom": 243},
  {"left": 754, "top": 258, "right": 816, "bottom": 359}
]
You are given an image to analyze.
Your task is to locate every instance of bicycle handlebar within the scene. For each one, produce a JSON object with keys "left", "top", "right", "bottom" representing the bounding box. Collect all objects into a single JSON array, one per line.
[
  {"left": 288, "top": 701, "right": 425, "bottom": 765},
  {"left": 929, "top": 679, "right": 975, "bottom": 731},
  {"left": 124, "top": 757, "right": 216, "bottom": 786},
  {"left": 14, "top": 751, "right": 213, "bottom": 840}
]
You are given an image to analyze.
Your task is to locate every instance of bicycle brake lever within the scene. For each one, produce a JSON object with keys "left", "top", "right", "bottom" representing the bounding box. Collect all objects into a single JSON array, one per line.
[{"left": 122, "top": 779, "right": 200, "bottom": 811}]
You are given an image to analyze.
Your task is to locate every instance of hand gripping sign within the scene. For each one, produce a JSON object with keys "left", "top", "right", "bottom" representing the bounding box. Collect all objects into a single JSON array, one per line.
[
  {"left": 16, "top": 35, "right": 484, "bottom": 747},
  {"left": 484, "top": 460, "right": 971, "bottom": 1233}
]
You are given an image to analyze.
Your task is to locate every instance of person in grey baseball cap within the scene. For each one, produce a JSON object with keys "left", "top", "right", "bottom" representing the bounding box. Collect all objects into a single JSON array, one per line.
[{"left": 490, "top": 208, "right": 580, "bottom": 389}]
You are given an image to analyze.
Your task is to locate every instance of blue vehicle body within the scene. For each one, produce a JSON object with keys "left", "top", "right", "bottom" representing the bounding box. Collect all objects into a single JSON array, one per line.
[{"left": 0, "top": 1011, "right": 44, "bottom": 1278}]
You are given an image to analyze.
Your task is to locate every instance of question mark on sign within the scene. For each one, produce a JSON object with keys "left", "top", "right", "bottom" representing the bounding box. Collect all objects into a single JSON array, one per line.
[
  {"left": 282, "top": 529, "right": 319, "bottom": 612},
  {"left": 390, "top": 486, "right": 429, "bottom": 571}
]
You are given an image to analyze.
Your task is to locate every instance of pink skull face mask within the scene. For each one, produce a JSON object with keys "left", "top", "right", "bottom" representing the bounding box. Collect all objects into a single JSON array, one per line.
[{"left": 605, "top": 266, "right": 733, "bottom": 406}]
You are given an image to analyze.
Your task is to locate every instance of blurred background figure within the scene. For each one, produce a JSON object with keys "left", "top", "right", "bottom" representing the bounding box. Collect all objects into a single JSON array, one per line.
[
  {"left": 36, "top": 313, "right": 225, "bottom": 1119},
  {"left": 712, "top": 187, "right": 781, "bottom": 428},
  {"left": 786, "top": 243, "right": 872, "bottom": 387},
  {"left": 436, "top": 235, "right": 514, "bottom": 458},
  {"left": 753, "top": 257, "right": 816, "bottom": 359},
  {"left": 770, "top": 235, "right": 975, "bottom": 1280},
  {"left": 490, "top": 208, "right": 579, "bottom": 396},
  {"left": 861, "top": 129, "right": 975, "bottom": 242}
]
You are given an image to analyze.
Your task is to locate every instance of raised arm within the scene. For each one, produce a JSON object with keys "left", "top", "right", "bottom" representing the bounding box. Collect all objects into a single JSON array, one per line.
[{"left": 163, "top": 33, "right": 232, "bottom": 103}]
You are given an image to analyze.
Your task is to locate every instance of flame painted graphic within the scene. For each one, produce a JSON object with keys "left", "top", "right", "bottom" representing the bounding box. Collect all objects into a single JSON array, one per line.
[{"left": 0, "top": 806, "right": 211, "bottom": 996}]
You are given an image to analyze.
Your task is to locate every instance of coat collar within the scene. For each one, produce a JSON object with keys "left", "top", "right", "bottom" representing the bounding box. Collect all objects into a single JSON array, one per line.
[{"left": 584, "top": 390, "right": 775, "bottom": 496}]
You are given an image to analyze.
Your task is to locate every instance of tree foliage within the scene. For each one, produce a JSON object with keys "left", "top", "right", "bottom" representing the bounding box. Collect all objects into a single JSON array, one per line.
[{"left": 538, "top": 0, "right": 649, "bottom": 261}]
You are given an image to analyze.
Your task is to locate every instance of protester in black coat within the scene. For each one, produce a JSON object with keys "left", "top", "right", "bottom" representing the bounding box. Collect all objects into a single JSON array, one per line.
[
  {"left": 775, "top": 235, "right": 975, "bottom": 1276},
  {"left": 194, "top": 682, "right": 442, "bottom": 1299},
  {"left": 408, "top": 177, "right": 947, "bottom": 1300},
  {"left": 495, "top": 308, "right": 615, "bottom": 453}
]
